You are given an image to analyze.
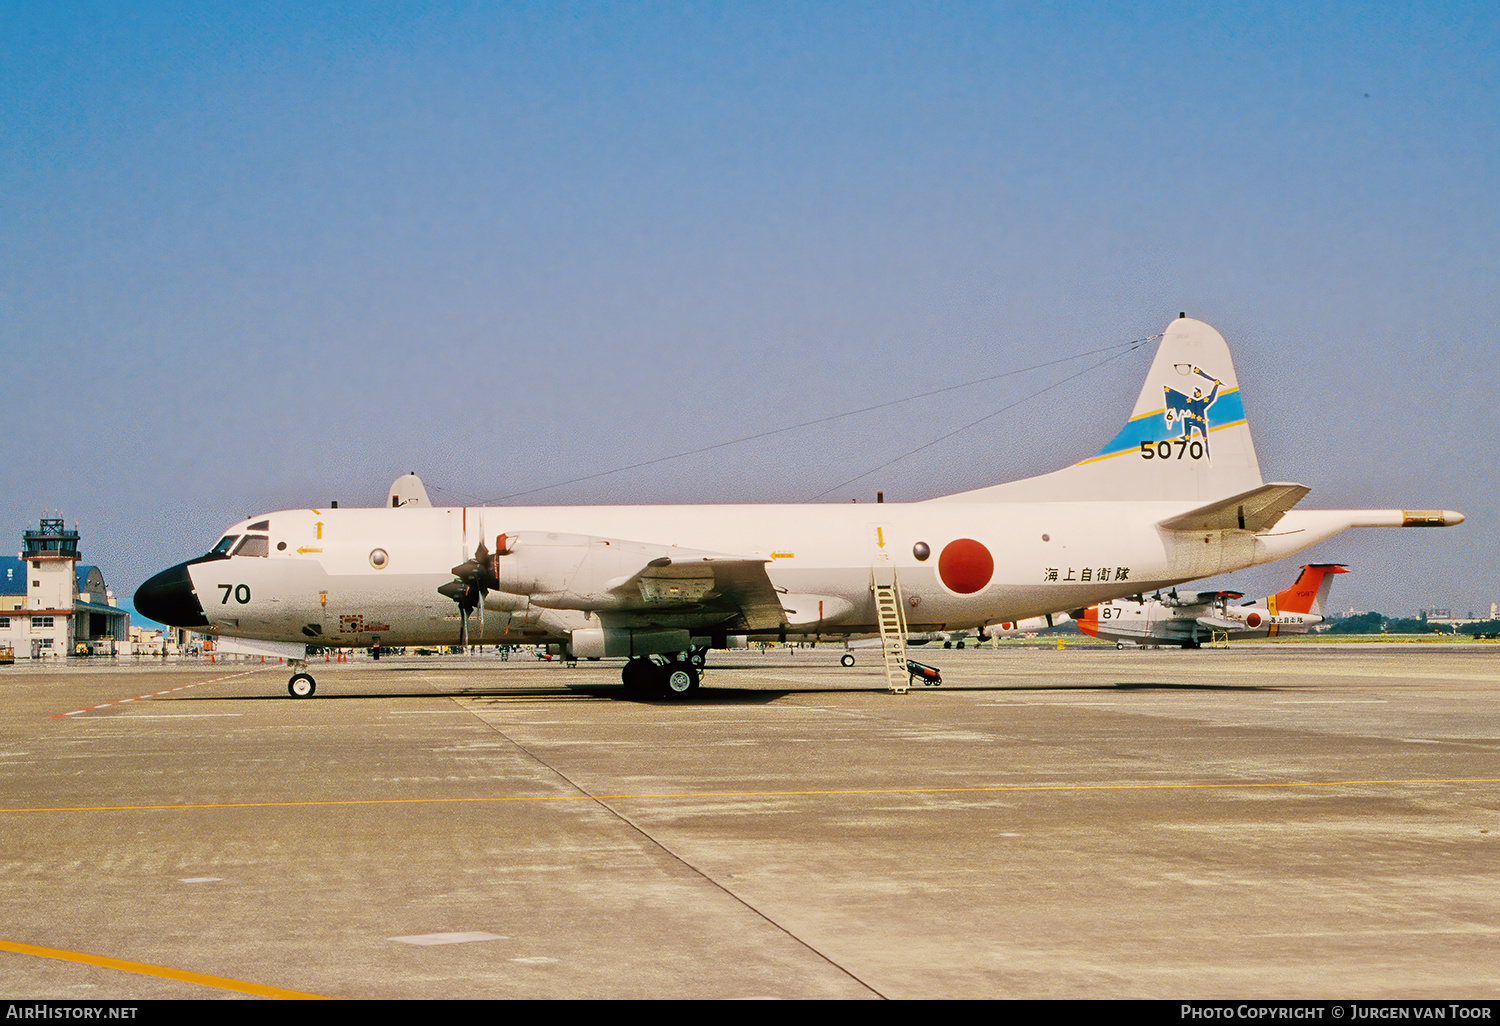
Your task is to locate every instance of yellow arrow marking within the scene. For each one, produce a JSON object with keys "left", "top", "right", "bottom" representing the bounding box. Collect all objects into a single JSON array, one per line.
[
  {"left": 315, "top": 521, "right": 323, "bottom": 540},
  {"left": 876, "top": 528, "right": 886, "bottom": 548},
  {"left": 297, "top": 547, "right": 323, "bottom": 555}
]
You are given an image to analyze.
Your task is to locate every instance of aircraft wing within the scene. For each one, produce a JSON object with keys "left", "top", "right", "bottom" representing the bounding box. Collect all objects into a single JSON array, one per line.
[
  {"left": 1157, "top": 482, "right": 1312, "bottom": 533},
  {"left": 1195, "top": 615, "right": 1243, "bottom": 631},
  {"left": 601, "top": 552, "right": 788, "bottom": 632}
]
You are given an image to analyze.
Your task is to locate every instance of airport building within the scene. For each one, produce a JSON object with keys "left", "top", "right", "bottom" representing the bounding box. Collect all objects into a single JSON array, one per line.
[
  {"left": 1420, "top": 605, "right": 1499, "bottom": 627},
  {"left": 0, "top": 517, "right": 130, "bottom": 658}
]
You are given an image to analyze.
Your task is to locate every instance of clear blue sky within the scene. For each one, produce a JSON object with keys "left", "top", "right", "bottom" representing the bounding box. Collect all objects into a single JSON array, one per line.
[{"left": 2, "top": 1, "right": 1495, "bottom": 620}]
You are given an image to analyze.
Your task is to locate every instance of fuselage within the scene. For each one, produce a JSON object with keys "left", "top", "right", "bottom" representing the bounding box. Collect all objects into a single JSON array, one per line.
[{"left": 142, "top": 498, "right": 1368, "bottom": 650}]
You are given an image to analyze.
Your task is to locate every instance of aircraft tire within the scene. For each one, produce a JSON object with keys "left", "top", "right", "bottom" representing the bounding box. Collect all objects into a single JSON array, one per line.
[
  {"left": 288, "top": 673, "right": 316, "bottom": 698},
  {"left": 1116, "top": 642, "right": 1126, "bottom": 650},
  {"left": 661, "top": 662, "right": 699, "bottom": 698},
  {"left": 621, "top": 658, "right": 654, "bottom": 696},
  {"left": 840, "top": 653, "right": 855, "bottom": 667}
]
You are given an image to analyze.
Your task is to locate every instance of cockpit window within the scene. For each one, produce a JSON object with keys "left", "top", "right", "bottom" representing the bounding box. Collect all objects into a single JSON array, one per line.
[
  {"left": 234, "top": 535, "right": 270, "bottom": 558},
  {"left": 247, "top": 520, "right": 270, "bottom": 531},
  {"left": 211, "top": 535, "right": 240, "bottom": 556}
]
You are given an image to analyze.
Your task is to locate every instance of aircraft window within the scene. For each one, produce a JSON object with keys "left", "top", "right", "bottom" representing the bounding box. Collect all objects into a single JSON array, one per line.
[
  {"left": 247, "top": 520, "right": 270, "bottom": 531},
  {"left": 234, "top": 535, "right": 270, "bottom": 558},
  {"left": 211, "top": 535, "right": 240, "bottom": 556}
]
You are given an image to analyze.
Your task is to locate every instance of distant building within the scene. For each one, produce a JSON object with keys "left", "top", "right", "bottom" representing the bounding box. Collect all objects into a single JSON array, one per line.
[
  {"left": 0, "top": 517, "right": 130, "bottom": 657},
  {"left": 1421, "top": 606, "right": 1496, "bottom": 627}
]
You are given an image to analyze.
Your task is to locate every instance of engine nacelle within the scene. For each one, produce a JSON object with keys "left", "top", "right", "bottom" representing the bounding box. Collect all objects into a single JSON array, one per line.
[
  {"left": 570, "top": 628, "right": 693, "bottom": 659},
  {"left": 494, "top": 532, "right": 697, "bottom": 610}
]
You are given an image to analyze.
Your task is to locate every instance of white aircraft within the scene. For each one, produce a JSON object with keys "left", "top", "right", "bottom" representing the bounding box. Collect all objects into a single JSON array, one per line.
[
  {"left": 1073, "top": 562, "right": 1348, "bottom": 648},
  {"left": 984, "top": 612, "right": 1072, "bottom": 639},
  {"left": 134, "top": 316, "right": 1462, "bottom": 698},
  {"left": 903, "top": 613, "right": 1072, "bottom": 651}
]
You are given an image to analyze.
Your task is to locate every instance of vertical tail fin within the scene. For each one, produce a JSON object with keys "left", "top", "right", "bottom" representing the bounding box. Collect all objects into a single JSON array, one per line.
[
  {"left": 1272, "top": 564, "right": 1349, "bottom": 615},
  {"left": 937, "top": 316, "right": 1263, "bottom": 503}
]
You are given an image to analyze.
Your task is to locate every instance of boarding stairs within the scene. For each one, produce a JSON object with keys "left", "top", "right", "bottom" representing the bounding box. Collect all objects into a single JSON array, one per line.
[{"left": 872, "top": 577, "right": 910, "bottom": 694}]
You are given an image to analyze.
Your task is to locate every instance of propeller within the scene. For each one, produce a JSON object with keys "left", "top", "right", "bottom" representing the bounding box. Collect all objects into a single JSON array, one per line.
[{"left": 439, "top": 537, "right": 501, "bottom": 647}]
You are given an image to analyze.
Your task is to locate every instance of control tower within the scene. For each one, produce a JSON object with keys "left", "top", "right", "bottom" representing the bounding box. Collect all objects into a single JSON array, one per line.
[{"left": 22, "top": 518, "right": 80, "bottom": 611}]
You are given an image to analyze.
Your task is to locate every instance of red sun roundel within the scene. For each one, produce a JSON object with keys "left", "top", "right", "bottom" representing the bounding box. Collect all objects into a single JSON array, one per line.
[
  {"left": 937, "top": 538, "right": 994, "bottom": 594},
  {"left": 1246, "top": 612, "right": 1262, "bottom": 628}
]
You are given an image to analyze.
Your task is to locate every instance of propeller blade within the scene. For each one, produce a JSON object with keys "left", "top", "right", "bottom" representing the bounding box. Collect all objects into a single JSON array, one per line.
[{"left": 441, "top": 536, "right": 506, "bottom": 648}]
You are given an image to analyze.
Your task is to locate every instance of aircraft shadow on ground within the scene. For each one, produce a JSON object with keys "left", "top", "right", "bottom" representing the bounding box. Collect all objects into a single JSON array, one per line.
[
  {"left": 168, "top": 686, "right": 801, "bottom": 705},
  {"left": 167, "top": 679, "right": 1285, "bottom": 707}
]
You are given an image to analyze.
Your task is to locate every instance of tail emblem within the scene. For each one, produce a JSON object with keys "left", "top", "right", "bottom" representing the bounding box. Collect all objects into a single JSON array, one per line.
[{"left": 1163, "top": 365, "right": 1224, "bottom": 454}]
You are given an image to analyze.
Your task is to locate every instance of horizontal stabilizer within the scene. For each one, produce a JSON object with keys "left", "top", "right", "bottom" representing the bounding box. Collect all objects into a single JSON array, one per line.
[{"left": 1157, "top": 482, "right": 1311, "bottom": 533}]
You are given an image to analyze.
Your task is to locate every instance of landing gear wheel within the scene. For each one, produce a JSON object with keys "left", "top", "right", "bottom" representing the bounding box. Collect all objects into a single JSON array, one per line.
[
  {"left": 840, "top": 653, "right": 855, "bottom": 667},
  {"left": 288, "top": 672, "right": 316, "bottom": 698},
  {"left": 661, "top": 662, "right": 699, "bottom": 698},
  {"left": 622, "top": 658, "right": 654, "bottom": 696}
]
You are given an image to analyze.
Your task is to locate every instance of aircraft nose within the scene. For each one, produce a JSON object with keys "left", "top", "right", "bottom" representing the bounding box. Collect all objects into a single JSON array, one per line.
[{"left": 135, "top": 561, "right": 210, "bottom": 628}]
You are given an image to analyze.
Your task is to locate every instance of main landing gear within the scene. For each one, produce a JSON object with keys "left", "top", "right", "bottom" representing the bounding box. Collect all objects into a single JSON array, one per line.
[{"left": 621, "top": 655, "right": 700, "bottom": 699}]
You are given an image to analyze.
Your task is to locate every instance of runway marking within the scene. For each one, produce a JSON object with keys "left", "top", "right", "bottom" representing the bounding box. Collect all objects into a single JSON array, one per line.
[
  {"left": 390, "top": 932, "right": 506, "bottom": 946},
  {"left": 4, "top": 777, "right": 1497, "bottom": 815},
  {"left": 1273, "top": 700, "right": 1389, "bottom": 705},
  {"left": 48, "top": 670, "right": 269, "bottom": 719},
  {"left": 0, "top": 938, "right": 333, "bottom": 999},
  {"left": 109, "top": 714, "right": 246, "bottom": 719}
]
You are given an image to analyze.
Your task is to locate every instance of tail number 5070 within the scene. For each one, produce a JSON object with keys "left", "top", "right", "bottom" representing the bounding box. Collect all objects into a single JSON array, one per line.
[{"left": 1141, "top": 439, "right": 1205, "bottom": 460}]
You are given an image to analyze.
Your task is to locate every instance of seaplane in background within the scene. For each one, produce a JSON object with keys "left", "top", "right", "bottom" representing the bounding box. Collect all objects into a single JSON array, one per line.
[
  {"left": 1073, "top": 563, "right": 1348, "bottom": 648},
  {"left": 134, "top": 316, "right": 1462, "bottom": 699}
]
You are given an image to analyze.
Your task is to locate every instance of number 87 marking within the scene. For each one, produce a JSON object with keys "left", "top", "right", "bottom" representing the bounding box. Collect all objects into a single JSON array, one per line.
[{"left": 1140, "top": 439, "right": 1205, "bottom": 460}]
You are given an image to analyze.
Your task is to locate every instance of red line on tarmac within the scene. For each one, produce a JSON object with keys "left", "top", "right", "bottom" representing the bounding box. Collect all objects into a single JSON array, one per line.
[{"left": 49, "top": 669, "right": 270, "bottom": 719}]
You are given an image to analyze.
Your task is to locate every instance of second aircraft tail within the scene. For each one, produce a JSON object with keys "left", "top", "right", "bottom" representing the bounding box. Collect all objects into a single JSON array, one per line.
[{"left": 1270, "top": 564, "right": 1349, "bottom": 615}]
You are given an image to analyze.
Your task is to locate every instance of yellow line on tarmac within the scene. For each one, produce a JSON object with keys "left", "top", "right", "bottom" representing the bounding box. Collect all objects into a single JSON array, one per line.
[
  {"left": 2, "top": 778, "right": 1498, "bottom": 815},
  {"left": 0, "top": 939, "right": 333, "bottom": 999}
]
